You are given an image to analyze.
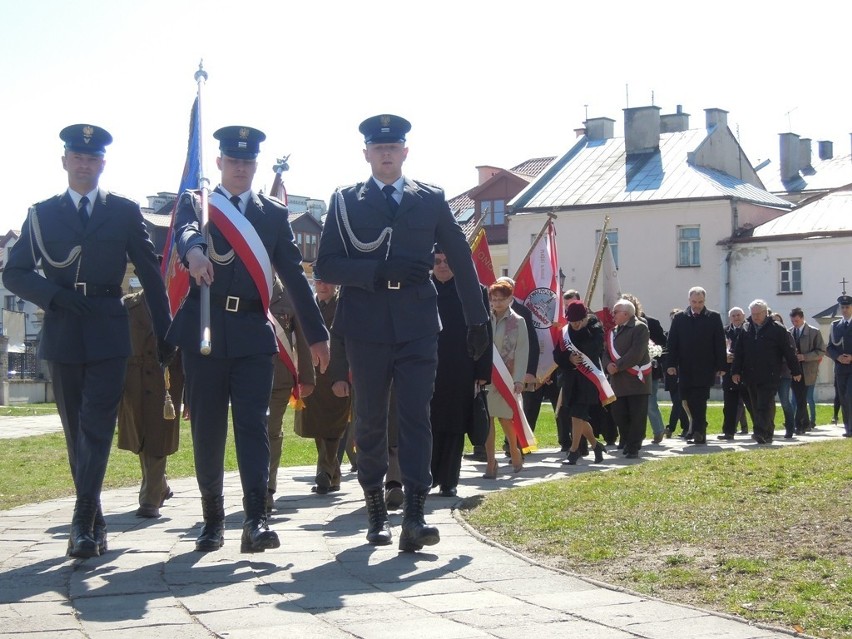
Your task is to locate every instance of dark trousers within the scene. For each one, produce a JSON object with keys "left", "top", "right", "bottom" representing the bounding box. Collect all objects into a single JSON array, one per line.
[
  {"left": 667, "top": 386, "right": 689, "bottom": 433},
  {"left": 522, "top": 382, "right": 560, "bottom": 432},
  {"left": 183, "top": 351, "right": 274, "bottom": 499},
  {"left": 745, "top": 383, "right": 778, "bottom": 441},
  {"left": 610, "top": 394, "right": 649, "bottom": 454},
  {"left": 346, "top": 335, "right": 438, "bottom": 494},
  {"left": 837, "top": 370, "right": 852, "bottom": 434},
  {"left": 50, "top": 358, "right": 127, "bottom": 501},
  {"left": 790, "top": 377, "right": 808, "bottom": 434},
  {"left": 681, "top": 386, "right": 711, "bottom": 436},
  {"left": 431, "top": 431, "right": 465, "bottom": 490},
  {"left": 722, "top": 385, "right": 744, "bottom": 436}
]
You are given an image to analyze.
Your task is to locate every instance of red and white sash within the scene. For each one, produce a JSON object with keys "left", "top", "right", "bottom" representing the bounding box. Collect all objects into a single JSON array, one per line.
[
  {"left": 208, "top": 192, "right": 302, "bottom": 403},
  {"left": 491, "top": 344, "right": 537, "bottom": 453},
  {"left": 606, "top": 327, "right": 652, "bottom": 382},
  {"left": 560, "top": 325, "right": 616, "bottom": 406}
]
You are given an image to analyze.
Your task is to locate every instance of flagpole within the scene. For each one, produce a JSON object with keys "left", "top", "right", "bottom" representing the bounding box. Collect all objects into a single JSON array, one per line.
[
  {"left": 195, "top": 61, "right": 212, "bottom": 356},
  {"left": 511, "top": 212, "right": 557, "bottom": 283},
  {"left": 584, "top": 215, "right": 610, "bottom": 304}
]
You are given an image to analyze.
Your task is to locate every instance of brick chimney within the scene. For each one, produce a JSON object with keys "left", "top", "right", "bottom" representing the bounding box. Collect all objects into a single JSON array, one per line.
[
  {"left": 818, "top": 140, "right": 833, "bottom": 160},
  {"left": 476, "top": 165, "right": 501, "bottom": 185},
  {"left": 660, "top": 104, "right": 690, "bottom": 133},
  {"left": 799, "top": 138, "right": 812, "bottom": 171},
  {"left": 779, "top": 132, "right": 801, "bottom": 182},
  {"left": 584, "top": 117, "right": 615, "bottom": 141},
  {"left": 623, "top": 106, "right": 660, "bottom": 154},
  {"left": 705, "top": 108, "right": 728, "bottom": 130}
]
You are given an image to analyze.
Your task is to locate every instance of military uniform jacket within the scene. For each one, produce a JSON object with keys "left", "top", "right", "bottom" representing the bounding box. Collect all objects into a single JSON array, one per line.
[
  {"left": 270, "top": 278, "right": 315, "bottom": 391},
  {"left": 117, "top": 291, "right": 183, "bottom": 457},
  {"left": 315, "top": 177, "right": 488, "bottom": 343},
  {"left": 827, "top": 318, "right": 852, "bottom": 373},
  {"left": 4, "top": 190, "right": 170, "bottom": 363},
  {"left": 166, "top": 189, "right": 328, "bottom": 357}
]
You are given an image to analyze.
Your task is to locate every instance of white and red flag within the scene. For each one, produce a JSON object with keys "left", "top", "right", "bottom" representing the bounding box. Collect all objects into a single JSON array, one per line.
[{"left": 512, "top": 218, "right": 564, "bottom": 381}]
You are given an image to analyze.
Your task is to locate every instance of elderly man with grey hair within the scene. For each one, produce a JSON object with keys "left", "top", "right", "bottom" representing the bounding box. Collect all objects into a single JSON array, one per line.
[
  {"left": 603, "top": 298, "right": 651, "bottom": 458},
  {"left": 731, "top": 299, "right": 801, "bottom": 444},
  {"left": 719, "top": 306, "right": 749, "bottom": 440}
]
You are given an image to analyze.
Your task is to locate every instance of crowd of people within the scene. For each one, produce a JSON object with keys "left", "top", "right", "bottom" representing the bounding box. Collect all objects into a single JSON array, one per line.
[{"left": 10, "top": 114, "right": 851, "bottom": 561}]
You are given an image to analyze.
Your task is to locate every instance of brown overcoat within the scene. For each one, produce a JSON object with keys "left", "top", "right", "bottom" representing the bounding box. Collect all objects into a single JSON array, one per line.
[
  {"left": 294, "top": 294, "right": 350, "bottom": 438},
  {"left": 117, "top": 291, "right": 184, "bottom": 456}
]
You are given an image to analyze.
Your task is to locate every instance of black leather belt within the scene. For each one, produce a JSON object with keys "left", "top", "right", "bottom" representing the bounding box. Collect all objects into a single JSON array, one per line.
[
  {"left": 70, "top": 283, "right": 123, "bottom": 298},
  {"left": 189, "top": 289, "right": 264, "bottom": 313}
]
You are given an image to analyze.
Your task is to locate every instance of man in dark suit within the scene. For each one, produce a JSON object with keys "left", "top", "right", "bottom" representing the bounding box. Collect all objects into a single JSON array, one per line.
[
  {"left": 665, "top": 286, "right": 726, "bottom": 445},
  {"left": 719, "top": 306, "right": 748, "bottom": 440},
  {"left": 167, "top": 126, "right": 330, "bottom": 553},
  {"left": 316, "top": 114, "right": 489, "bottom": 552},
  {"left": 827, "top": 294, "right": 852, "bottom": 438},
  {"left": 4, "top": 124, "right": 173, "bottom": 558}
]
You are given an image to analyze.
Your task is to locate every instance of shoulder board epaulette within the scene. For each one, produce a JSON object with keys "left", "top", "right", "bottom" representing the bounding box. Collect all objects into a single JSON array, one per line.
[
  {"left": 33, "top": 193, "right": 65, "bottom": 208},
  {"left": 411, "top": 179, "right": 444, "bottom": 194},
  {"left": 106, "top": 191, "right": 140, "bottom": 205},
  {"left": 257, "top": 192, "right": 286, "bottom": 207}
]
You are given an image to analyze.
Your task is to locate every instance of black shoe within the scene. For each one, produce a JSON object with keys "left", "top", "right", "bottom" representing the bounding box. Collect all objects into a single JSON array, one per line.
[
  {"left": 93, "top": 504, "right": 108, "bottom": 555},
  {"left": 562, "top": 450, "right": 580, "bottom": 465},
  {"left": 365, "top": 489, "right": 392, "bottom": 545},
  {"left": 739, "top": 427, "right": 749, "bottom": 434},
  {"left": 67, "top": 498, "right": 99, "bottom": 559},
  {"left": 314, "top": 471, "right": 331, "bottom": 495},
  {"left": 399, "top": 491, "right": 440, "bottom": 552},
  {"left": 265, "top": 489, "right": 276, "bottom": 515},
  {"left": 625, "top": 451, "right": 639, "bottom": 459},
  {"left": 784, "top": 433, "right": 795, "bottom": 440},
  {"left": 195, "top": 495, "right": 225, "bottom": 552},
  {"left": 593, "top": 442, "right": 605, "bottom": 463},
  {"left": 136, "top": 503, "right": 160, "bottom": 518},
  {"left": 689, "top": 435, "right": 706, "bottom": 445},
  {"left": 384, "top": 484, "right": 404, "bottom": 510},
  {"left": 160, "top": 488, "right": 174, "bottom": 507},
  {"left": 240, "top": 490, "right": 280, "bottom": 553},
  {"left": 663, "top": 427, "right": 672, "bottom": 438},
  {"left": 328, "top": 485, "right": 341, "bottom": 493},
  {"left": 438, "top": 486, "right": 457, "bottom": 497},
  {"left": 717, "top": 434, "right": 735, "bottom": 441}
]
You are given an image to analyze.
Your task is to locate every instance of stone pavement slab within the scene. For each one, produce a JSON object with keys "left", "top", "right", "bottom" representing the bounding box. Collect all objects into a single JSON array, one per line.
[{"left": 1, "top": 420, "right": 844, "bottom": 638}]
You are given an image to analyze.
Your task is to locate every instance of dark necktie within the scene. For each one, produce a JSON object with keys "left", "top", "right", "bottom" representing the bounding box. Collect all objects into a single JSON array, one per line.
[
  {"left": 794, "top": 327, "right": 801, "bottom": 349},
  {"left": 382, "top": 184, "right": 399, "bottom": 215},
  {"left": 230, "top": 195, "right": 242, "bottom": 214},
  {"left": 77, "top": 195, "right": 89, "bottom": 228}
]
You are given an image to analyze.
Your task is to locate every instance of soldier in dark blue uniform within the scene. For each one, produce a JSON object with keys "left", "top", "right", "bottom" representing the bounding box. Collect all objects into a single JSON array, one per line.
[
  {"left": 5, "top": 124, "right": 173, "bottom": 558},
  {"left": 827, "top": 294, "right": 852, "bottom": 437},
  {"left": 166, "top": 126, "right": 329, "bottom": 553},
  {"left": 316, "top": 114, "right": 490, "bottom": 552}
]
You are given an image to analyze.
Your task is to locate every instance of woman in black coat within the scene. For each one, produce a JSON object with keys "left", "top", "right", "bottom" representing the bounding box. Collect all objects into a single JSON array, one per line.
[
  {"left": 429, "top": 252, "right": 492, "bottom": 496},
  {"left": 553, "top": 300, "right": 606, "bottom": 465}
]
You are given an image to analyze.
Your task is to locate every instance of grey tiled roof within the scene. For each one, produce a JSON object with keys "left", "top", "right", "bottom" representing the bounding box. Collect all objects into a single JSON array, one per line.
[
  {"left": 511, "top": 130, "right": 792, "bottom": 211},
  {"left": 757, "top": 153, "right": 852, "bottom": 194},
  {"left": 750, "top": 188, "right": 852, "bottom": 238}
]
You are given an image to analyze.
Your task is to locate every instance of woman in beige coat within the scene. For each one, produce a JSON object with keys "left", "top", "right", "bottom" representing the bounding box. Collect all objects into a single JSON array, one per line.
[{"left": 484, "top": 280, "right": 529, "bottom": 476}]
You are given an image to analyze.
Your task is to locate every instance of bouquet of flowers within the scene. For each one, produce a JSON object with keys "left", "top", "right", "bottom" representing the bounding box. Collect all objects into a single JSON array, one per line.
[{"left": 648, "top": 340, "right": 663, "bottom": 360}]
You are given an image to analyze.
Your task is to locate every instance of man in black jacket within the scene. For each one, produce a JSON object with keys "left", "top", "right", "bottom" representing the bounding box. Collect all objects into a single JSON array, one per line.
[
  {"left": 719, "top": 307, "right": 749, "bottom": 440},
  {"left": 731, "top": 299, "right": 801, "bottom": 444}
]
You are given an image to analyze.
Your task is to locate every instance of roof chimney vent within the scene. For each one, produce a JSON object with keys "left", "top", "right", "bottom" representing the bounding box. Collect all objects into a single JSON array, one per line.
[
  {"left": 779, "top": 132, "right": 800, "bottom": 182},
  {"left": 583, "top": 117, "right": 615, "bottom": 141},
  {"left": 817, "top": 140, "right": 833, "bottom": 160},
  {"left": 623, "top": 106, "right": 660, "bottom": 154},
  {"left": 705, "top": 108, "right": 728, "bottom": 130},
  {"left": 660, "top": 104, "right": 690, "bottom": 133},
  {"left": 799, "top": 138, "right": 812, "bottom": 171}
]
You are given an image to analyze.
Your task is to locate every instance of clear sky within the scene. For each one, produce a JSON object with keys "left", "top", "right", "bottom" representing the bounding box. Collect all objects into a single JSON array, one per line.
[{"left": 1, "top": 0, "right": 849, "bottom": 232}]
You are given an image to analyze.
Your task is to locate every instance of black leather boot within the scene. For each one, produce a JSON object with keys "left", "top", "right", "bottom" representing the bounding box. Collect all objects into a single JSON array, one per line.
[
  {"left": 240, "top": 490, "right": 280, "bottom": 553},
  {"left": 93, "top": 503, "right": 108, "bottom": 555},
  {"left": 593, "top": 442, "right": 605, "bottom": 463},
  {"left": 67, "top": 497, "right": 99, "bottom": 558},
  {"left": 195, "top": 495, "right": 225, "bottom": 552},
  {"left": 399, "top": 490, "right": 439, "bottom": 552},
  {"left": 364, "top": 489, "right": 392, "bottom": 546}
]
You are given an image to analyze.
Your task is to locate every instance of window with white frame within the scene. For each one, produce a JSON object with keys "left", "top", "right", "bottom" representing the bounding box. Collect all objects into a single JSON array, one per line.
[
  {"left": 779, "top": 258, "right": 802, "bottom": 293},
  {"left": 677, "top": 225, "right": 700, "bottom": 267},
  {"left": 595, "top": 229, "right": 619, "bottom": 268}
]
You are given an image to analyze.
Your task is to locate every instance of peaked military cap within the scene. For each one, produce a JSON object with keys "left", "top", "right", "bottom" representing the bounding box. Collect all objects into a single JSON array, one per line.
[
  {"left": 359, "top": 114, "right": 411, "bottom": 144},
  {"left": 838, "top": 294, "right": 852, "bottom": 306},
  {"left": 213, "top": 126, "right": 266, "bottom": 159},
  {"left": 60, "top": 124, "right": 112, "bottom": 156}
]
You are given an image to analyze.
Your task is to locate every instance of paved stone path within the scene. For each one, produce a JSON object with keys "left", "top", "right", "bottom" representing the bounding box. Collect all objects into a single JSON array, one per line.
[{"left": 1, "top": 414, "right": 840, "bottom": 638}]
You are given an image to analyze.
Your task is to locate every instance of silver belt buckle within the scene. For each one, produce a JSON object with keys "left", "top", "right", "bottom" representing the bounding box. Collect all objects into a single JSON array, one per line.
[
  {"left": 225, "top": 295, "right": 240, "bottom": 312},
  {"left": 75, "top": 282, "right": 87, "bottom": 296},
  {"left": 387, "top": 281, "right": 401, "bottom": 290}
]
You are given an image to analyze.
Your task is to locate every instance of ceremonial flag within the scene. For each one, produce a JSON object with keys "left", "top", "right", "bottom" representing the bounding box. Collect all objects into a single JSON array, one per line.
[
  {"left": 595, "top": 238, "right": 620, "bottom": 333},
  {"left": 469, "top": 226, "right": 496, "bottom": 286},
  {"left": 491, "top": 344, "right": 537, "bottom": 453},
  {"left": 162, "top": 97, "right": 201, "bottom": 316},
  {"left": 512, "top": 218, "right": 564, "bottom": 381}
]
